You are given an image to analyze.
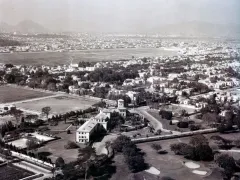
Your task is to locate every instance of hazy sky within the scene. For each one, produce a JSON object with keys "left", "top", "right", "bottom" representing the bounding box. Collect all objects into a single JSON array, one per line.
[{"left": 0, "top": 0, "right": 239, "bottom": 32}]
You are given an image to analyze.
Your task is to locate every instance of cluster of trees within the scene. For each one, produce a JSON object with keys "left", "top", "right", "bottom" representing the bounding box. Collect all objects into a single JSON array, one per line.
[
  {"left": 48, "top": 107, "right": 97, "bottom": 123},
  {"left": 0, "top": 121, "right": 15, "bottom": 137},
  {"left": 112, "top": 135, "right": 148, "bottom": 172},
  {"left": 170, "top": 135, "right": 213, "bottom": 161},
  {"left": 177, "top": 121, "right": 189, "bottom": 128},
  {"left": 215, "top": 153, "right": 239, "bottom": 180},
  {"left": 0, "top": 139, "right": 52, "bottom": 163},
  {"left": 0, "top": 38, "right": 22, "bottom": 46},
  {"left": 108, "top": 112, "right": 125, "bottom": 131},
  {"left": 88, "top": 68, "right": 139, "bottom": 84},
  {"left": 78, "top": 61, "right": 95, "bottom": 68},
  {"left": 3, "top": 69, "right": 27, "bottom": 84},
  {"left": 0, "top": 147, "right": 12, "bottom": 159},
  {"left": 159, "top": 110, "right": 173, "bottom": 120},
  {"left": 92, "top": 86, "right": 110, "bottom": 98},
  {"left": 49, "top": 146, "right": 115, "bottom": 180},
  {"left": 210, "top": 135, "right": 234, "bottom": 150},
  {"left": 225, "top": 66, "right": 240, "bottom": 79}
]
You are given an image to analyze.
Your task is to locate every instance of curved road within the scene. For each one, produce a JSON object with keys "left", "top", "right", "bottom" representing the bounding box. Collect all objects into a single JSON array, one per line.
[{"left": 133, "top": 106, "right": 180, "bottom": 134}]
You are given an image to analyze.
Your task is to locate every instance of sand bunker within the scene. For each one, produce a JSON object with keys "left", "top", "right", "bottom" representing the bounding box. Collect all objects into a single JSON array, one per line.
[
  {"left": 172, "top": 120, "right": 179, "bottom": 124},
  {"left": 145, "top": 167, "right": 160, "bottom": 175},
  {"left": 192, "top": 170, "right": 207, "bottom": 175},
  {"left": 184, "top": 162, "right": 200, "bottom": 169}
]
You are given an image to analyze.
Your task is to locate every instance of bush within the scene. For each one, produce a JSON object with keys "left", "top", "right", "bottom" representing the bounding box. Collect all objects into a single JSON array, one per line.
[
  {"left": 234, "top": 140, "right": 240, "bottom": 148},
  {"left": 64, "top": 141, "right": 79, "bottom": 149},
  {"left": 195, "top": 145, "right": 213, "bottom": 161},
  {"left": 189, "top": 124, "right": 201, "bottom": 131},
  {"left": 177, "top": 121, "right": 189, "bottom": 128},
  {"left": 154, "top": 129, "right": 162, "bottom": 135},
  {"left": 151, "top": 143, "right": 162, "bottom": 151}
]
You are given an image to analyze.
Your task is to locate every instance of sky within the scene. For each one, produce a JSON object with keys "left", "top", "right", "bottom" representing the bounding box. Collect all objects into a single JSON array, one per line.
[{"left": 0, "top": 0, "right": 239, "bottom": 32}]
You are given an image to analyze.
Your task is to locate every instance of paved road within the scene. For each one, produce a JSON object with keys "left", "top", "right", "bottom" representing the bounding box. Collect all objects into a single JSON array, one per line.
[{"left": 133, "top": 106, "right": 180, "bottom": 134}]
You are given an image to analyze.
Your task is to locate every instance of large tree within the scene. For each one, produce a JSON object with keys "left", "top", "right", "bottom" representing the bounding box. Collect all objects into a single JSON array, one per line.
[
  {"left": 55, "top": 157, "right": 65, "bottom": 168},
  {"left": 42, "top": 106, "right": 51, "bottom": 120},
  {"left": 10, "top": 109, "right": 23, "bottom": 125}
]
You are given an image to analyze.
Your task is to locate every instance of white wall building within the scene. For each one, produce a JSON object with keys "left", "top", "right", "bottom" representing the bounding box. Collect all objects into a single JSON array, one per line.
[{"left": 76, "top": 120, "right": 98, "bottom": 143}]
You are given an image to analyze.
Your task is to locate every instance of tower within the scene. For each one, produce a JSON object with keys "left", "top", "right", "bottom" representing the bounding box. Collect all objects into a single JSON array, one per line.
[{"left": 118, "top": 99, "right": 124, "bottom": 108}]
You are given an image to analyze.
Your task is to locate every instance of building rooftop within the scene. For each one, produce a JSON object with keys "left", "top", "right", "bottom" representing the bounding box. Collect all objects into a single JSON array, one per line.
[{"left": 77, "top": 120, "right": 98, "bottom": 132}]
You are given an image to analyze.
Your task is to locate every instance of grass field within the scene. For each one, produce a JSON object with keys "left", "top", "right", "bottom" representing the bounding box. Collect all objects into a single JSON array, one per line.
[
  {"left": 0, "top": 164, "right": 34, "bottom": 180},
  {"left": 17, "top": 95, "right": 99, "bottom": 115},
  {"left": 0, "top": 48, "right": 178, "bottom": 66},
  {"left": 137, "top": 137, "right": 222, "bottom": 180},
  {"left": 0, "top": 85, "right": 53, "bottom": 103},
  {"left": 37, "top": 131, "right": 79, "bottom": 163}
]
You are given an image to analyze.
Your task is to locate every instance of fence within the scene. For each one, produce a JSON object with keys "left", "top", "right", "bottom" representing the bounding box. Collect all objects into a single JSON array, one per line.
[
  {"left": 11, "top": 151, "right": 54, "bottom": 170},
  {"left": 132, "top": 128, "right": 218, "bottom": 144},
  {"left": 19, "top": 174, "right": 43, "bottom": 180}
]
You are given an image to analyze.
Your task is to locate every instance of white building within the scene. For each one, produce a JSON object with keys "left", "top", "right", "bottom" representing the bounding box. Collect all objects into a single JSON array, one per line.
[
  {"left": 76, "top": 120, "right": 98, "bottom": 143},
  {"left": 76, "top": 99, "right": 127, "bottom": 143}
]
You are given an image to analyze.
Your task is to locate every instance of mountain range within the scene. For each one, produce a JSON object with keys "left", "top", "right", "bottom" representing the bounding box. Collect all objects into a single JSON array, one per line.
[
  {"left": 0, "top": 20, "right": 48, "bottom": 34},
  {"left": 0, "top": 20, "right": 239, "bottom": 38}
]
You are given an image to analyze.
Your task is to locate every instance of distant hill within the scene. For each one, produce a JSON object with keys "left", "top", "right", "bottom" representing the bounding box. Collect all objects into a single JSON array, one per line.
[
  {"left": 0, "top": 20, "right": 239, "bottom": 38},
  {"left": 0, "top": 20, "right": 48, "bottom": 33}
]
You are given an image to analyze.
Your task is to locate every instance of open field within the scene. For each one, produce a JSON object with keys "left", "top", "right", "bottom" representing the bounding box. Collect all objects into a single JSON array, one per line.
[
  {"left": 0, "top": 164, "right": 34, "bottom": 180},
  {"left": 17, "top": 95, "right": 99, "bottom": 115},
  {"left": 37, "top": 131, "right": 79, "bottom": 163},
  {"left": 137, "top": 137, "right": 222, "bottom": 180},
  {"left": 0, "top": 85, "right": 53, "bottom": 103},
  {"left": 0, "top": 48, "right": 178, "bottom": 66}
]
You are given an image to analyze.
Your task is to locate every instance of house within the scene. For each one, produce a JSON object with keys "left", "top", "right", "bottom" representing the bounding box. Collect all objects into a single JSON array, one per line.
[
  {"left": 178, "top": 97, "right": 191, "bottom": 105},
  {"left": 126, "top": 91, "right": 139, "bottom": 104},
  {"left": 91, "top": 111, "right": 110, "bottom": 129}
]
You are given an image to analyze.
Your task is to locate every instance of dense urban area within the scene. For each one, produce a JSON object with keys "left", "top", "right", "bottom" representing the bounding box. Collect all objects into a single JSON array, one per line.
[{"left": 0, "top": 30, "right": 240, "bottom": 180}]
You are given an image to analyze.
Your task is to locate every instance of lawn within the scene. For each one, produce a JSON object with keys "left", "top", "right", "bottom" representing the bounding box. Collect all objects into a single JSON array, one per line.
[
  {"left": 37, "top": 131, "right": 79, "bottom": 163},
  {"left": 137, "top": 137, "right": 223, "bottom": 180},
  {"left": 0, "top": 48, "right": 178, "bottom": 66},
  {"left": 0, "top": 164, "right": 34, "bottom": 180},
  {"left": 147, "top": 109, "right": 179, "bottom": 131},
  {"left": 0, "top": 85, "right": 53, "bottom": 103},
  {"left": 17, "top": 95, "right": 99, "bottom": 115}
]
